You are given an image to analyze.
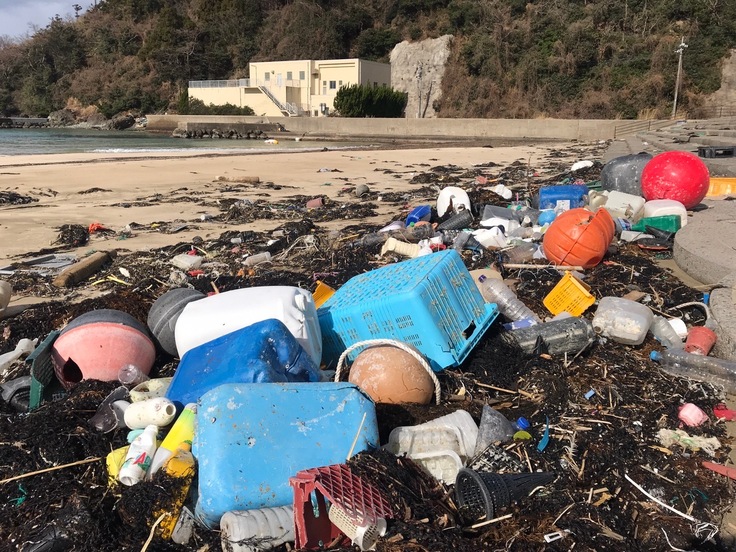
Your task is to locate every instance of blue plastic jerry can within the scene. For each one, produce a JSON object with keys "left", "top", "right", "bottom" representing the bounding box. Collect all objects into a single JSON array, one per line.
[
  {"left": 193, "top": 382, "right": 378, "bottom": 528},
  {"left": 165, "top": 318, "right": 320, "bottom": 410}
]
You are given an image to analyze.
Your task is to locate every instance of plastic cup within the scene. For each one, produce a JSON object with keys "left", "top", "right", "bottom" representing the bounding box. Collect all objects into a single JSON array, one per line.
[{"left": 685, "top": 326, "right": 717, "bottom": 356}]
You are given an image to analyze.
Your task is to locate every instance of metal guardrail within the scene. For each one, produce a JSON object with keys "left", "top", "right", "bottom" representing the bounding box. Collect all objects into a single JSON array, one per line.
[
  {"left": 612, "top": 119, "right": 672, "bottom": 138},
  {"left": 690, "top": 106, "right": 736, "bottom": 119},
  {"left": 188, "top": 79, "right": 251, "bottom": 88}
]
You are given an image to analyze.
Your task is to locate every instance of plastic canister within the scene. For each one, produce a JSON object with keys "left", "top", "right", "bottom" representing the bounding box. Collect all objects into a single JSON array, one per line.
[
  {"left": 592, "top": 297, "right": 654, "bottom": 345},
  {"left": 406, "top": 205, "right": 432, "bottom": 226},
  {"left": 220, "top": 507, "right": 295, "bottom": 552},
  {"left": 166, "top": 318, "right": 320, "bottom": 409},
  {"left": 642, "top": 199, "right": 688, "bottom": 227},
  {"left": 631, "top": 215, "right": 681, "bottom": 234},
  {"left": 174, "top": 286, "right": 322, "bottom": 367},
  {"left": 602, "top": 191, "right": 645, "bottom": 222},
  {"left": 436, "top": 187, "right": 471, "bottom": 217},
  {"left": 537, "top": 184, "right": 588, "bottom": 211}
]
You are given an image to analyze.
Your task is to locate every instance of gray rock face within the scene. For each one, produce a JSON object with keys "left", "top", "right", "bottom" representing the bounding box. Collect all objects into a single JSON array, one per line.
[{"left": 390, "top": 35, "right": 453, "bottom": 119}]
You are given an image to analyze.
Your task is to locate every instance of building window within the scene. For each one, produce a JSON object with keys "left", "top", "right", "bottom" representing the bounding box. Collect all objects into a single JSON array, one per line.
[
  {"left": 299, "top": 71, "right": 305, "bottom": 80},
  {"left": 314, "top": 110, "right": 319, "bottom": 116},
  {"left": 286, "top": 71, "right": 292, "bottom": 80},
  {"left": 264, "top": 73, "right": 270, "bottom": 82},
  {"left": 329, "top": 81, "right": 336, "bottom": 90}
]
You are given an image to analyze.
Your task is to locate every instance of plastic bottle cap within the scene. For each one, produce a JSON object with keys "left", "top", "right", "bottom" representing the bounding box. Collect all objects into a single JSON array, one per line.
[
  {"left": 516, "top": 417, "right": 530, "bottom": 430},
  {"left": 650, "top": 351, "right": 662, "bottom": 361}
]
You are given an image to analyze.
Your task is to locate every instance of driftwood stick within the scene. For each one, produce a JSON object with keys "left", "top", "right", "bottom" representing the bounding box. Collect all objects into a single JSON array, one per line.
[{"left": 0, "top": 456, "right": 102, "bottom": 485}]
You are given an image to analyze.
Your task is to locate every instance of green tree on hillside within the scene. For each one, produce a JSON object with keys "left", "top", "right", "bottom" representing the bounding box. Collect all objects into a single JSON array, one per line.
[{"left": 333, "top": 84, "right": 407, "bottom": 117}]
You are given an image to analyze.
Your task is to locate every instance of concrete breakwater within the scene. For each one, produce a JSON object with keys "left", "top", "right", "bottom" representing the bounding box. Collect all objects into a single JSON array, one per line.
[
  {"left": 0, "top": 117, "right": 49, "bottom": 129},
  {"left": 147, "top": 114, "right": 672, "bottom": 142},
  {"left": 171, "top": 122, "right": 284, "bottom": 140}
]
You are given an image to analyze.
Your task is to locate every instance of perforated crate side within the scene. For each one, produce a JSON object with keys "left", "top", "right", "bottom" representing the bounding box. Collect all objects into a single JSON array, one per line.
[{"left": 318, "top": 250, "right": 498, "bottom": 371}]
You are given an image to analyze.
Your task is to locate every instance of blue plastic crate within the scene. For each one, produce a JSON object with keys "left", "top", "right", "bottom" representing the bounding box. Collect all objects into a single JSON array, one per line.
[{"left": 318, "top": 250, "right": 498, "bottom": 371}]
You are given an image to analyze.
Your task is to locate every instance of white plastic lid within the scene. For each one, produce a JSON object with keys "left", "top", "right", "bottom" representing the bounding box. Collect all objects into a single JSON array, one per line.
[{"left": 668, "top": 317, "right": 689, "bottom": 340}]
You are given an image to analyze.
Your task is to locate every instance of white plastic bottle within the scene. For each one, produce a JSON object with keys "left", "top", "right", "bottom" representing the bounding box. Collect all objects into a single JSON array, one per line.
[
  {"left": 478, "top": 276, "right": 541, "bottom": 323},
  {"left": 118, "top": 424, "right": 159, "bottom": 486},
  {"left": 220, "top": 506, "right": 295, "bottom": 552},
  {"left": 123, "top": 397, "right": 177, "bottom": 429}
]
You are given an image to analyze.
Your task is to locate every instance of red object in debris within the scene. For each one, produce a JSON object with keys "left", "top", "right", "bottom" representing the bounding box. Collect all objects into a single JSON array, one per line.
[
  {"left": 542, "top": 208, "right": 615, "bottom": 268},
  {"left": 88, "top": 222, "right": 108, "bottom": 233},
  {"left": 289, "top": 464, "right": 393, "bottom": 550},
  {"left": 640, "top": 151, "right": 710, "bottom": 209},
  {"left": 684, "top": 326, "right": 717, "bottom": 356},
  {"left": 702, "top": 461, "right": 736, "bottom": 481},
  {"left": 187, "top": 270, "right": 205, "bottom": 277},
  {"left": 713, "top": 403, "right": 736, "bottom": 421}
]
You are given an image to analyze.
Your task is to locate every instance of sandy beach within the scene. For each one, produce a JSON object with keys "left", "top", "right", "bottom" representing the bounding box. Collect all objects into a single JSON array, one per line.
[{"left": 0, "top": 142, "right": 595, "bottom": 265}]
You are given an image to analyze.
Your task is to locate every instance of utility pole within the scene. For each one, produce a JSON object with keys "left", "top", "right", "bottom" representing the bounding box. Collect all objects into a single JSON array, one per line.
[
  {"left": 672, "top": 37, "right": 688, "bottom": 119},
  {"left": 415, "top": 63, "right": 423, "bottom": 119}
]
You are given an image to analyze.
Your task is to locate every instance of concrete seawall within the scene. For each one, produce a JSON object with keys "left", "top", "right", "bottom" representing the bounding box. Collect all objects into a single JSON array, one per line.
[{"left": 147, "top": 115, "right": 662, "bottom": 142}]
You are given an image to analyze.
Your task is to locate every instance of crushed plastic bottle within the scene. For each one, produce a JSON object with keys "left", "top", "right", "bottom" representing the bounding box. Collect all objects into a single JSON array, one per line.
[{"left": 503, "top": 316, "right": 596, "bottom": 356}]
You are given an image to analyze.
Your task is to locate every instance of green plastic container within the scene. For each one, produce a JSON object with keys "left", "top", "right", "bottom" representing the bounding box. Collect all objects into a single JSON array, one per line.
[{"left": 631, "top": 215, "right": 681, "bottom": 233}]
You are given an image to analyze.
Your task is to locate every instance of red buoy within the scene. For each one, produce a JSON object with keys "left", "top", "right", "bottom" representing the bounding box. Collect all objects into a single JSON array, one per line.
[{"left": 641, "top": 151, "right": 710, "bottom": 209}]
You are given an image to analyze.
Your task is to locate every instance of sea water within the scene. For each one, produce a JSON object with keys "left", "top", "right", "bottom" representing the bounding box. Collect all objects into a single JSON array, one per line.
[{"left": 0, "top": 127, "right": 364, "bottom": 156}]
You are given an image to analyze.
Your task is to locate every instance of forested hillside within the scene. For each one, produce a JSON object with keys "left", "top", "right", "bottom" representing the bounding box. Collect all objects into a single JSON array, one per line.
[{"left": 1, "top": 0, "right": 735, "bottom": 119}]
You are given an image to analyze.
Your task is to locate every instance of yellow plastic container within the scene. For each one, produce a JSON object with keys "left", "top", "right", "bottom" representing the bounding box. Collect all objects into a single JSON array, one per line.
[
  {"left": 707, "top": 177, "right": 736, "bottom": 198},
  {"left": 106, "top": 445, "right": 129, "bottom": 486},
  {"left": 152, "top": 445, "right": 195, "bottom": 540},
  {"left": 312, "top": 280, "right": 336, "bottom": 308},
  {"left": 543, "top": 272, "right": 595, "bottom": 317}
]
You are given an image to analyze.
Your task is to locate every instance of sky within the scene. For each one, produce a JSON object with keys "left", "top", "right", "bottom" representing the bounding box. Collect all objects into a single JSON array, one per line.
[{"left": 0, "top": 1, "right": 82, "bottom": 39}]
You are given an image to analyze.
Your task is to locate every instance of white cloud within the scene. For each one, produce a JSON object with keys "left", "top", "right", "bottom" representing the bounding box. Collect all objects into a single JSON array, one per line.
[{"left": 0, "top": 1, "right": 82, "bottom": 39}]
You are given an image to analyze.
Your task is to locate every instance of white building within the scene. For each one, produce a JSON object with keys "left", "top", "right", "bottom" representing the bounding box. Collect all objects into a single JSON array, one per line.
[{"left": 189, "top": 58, "right": 391, "bottom": 117}]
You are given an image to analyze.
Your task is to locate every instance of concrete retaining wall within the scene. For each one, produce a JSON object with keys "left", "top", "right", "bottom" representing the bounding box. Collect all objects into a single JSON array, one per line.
[{"left": 146, "top": 114, "right": 623, "bottom": 141}]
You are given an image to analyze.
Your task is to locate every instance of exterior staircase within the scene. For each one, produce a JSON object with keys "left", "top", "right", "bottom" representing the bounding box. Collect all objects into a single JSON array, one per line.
[{"left": 258, "top": 86, "right": 298, "bottom": 117}]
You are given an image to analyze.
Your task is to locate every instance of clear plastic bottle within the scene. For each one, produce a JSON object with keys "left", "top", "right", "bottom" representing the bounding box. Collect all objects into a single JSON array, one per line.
[
  {"left": 650, "top": 349, "right": 736, "bottom": 393},
  {"left": 502, "top": 242, "right": 537, "bottom": 264},
  {"left": 243, "top": 252, "right": 272, "bottom": 266},
  {"left": 118, "top": 364, "right": 149, "bottom": 387},
  {"left": 478, "top": 276, "right": 541, "bottom": 323},
  {"left": 649, "top": 315, "right": 683, "bottom": 349}
]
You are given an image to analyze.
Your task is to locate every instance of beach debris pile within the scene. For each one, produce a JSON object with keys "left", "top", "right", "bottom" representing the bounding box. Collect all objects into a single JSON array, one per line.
[{"left": 1, "top": 144, "right": 736, "bottom": 552}]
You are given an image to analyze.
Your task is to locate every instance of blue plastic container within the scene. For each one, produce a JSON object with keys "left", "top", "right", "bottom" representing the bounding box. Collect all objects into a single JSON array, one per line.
[
  {"left": 318, "top": 249, "right": 498, "bottom": 371},
  {"left": 165, "top": 318, "right": 319, "bottom": 409},
  {"left": 194, "top": 382, "right": 378, "bottom": 528},
  {"left": 537, "top": 184, "right": 589, "bottom": 210},
  {"left": 406, "top": 205, "right": 432, "bottom": 226}
]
